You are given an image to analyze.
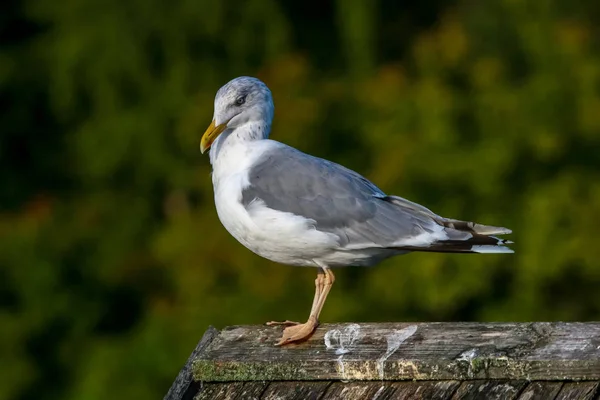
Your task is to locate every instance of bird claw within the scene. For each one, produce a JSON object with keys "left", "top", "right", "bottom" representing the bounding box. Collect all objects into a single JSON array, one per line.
[{"left": 274, "top": 319, "right": 318, "bottom": 346}]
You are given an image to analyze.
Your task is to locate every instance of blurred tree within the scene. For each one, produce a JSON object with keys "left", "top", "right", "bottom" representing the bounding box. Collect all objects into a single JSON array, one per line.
[{"left": 1, "top": 0, "right": 599, "bottom": 399}]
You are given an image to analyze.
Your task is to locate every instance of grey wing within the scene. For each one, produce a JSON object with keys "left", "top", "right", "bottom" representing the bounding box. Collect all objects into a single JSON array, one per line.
[{"left": 241, "top": 144, "right": 439, "bottom": 248}]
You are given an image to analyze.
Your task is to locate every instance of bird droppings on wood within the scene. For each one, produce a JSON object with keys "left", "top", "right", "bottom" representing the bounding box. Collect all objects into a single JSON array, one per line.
[
  {"left": 322, "top": 323, "right": 364, "bottom": 380},
  {"left": 377, "top": 325, "right": 419, "bottom": 379},
  {"left": 323, "top": 323, "right": 363, "bottom": 355}
]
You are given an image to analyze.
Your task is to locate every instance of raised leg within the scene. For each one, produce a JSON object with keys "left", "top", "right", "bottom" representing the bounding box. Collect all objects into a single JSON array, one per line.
[{"left": 271, "top": 268, "right": 335, "bottom": 346}]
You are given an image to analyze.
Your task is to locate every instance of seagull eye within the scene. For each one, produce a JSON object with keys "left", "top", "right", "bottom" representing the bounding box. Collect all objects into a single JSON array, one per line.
[{"left": 235, "top": 96, "right": 246, "bottom": 106}]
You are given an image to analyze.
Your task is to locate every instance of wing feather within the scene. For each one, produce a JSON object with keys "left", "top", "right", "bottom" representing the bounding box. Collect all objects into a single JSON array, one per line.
[{"left": 242, "top": 143, "right": 512, "bottom": 253}]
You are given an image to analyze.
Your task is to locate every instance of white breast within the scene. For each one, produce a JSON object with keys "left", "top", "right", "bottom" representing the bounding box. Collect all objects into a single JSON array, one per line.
[{"left": 210, "top": 138, "right": 340, "bottom": 267}]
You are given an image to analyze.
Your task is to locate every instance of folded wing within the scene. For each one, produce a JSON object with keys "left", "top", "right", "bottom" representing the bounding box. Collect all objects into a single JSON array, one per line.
[{"left": 241, "top": 143, "right": 512, "bottom": 254}]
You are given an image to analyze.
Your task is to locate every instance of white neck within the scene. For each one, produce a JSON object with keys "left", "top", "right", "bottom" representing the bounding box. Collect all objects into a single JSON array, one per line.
[{"left": 209, "top": 121, "right": 271, "bottom": 165}]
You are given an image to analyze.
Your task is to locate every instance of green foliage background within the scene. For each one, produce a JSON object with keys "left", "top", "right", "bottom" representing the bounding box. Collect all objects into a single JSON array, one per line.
[{"left": 2, "top": 0, "right": 600, "bottom": 398}]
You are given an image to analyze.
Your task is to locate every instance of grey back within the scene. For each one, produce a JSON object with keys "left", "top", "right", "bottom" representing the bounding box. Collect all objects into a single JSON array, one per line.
[{"left": 241, "top": 144, "right": 442, "bottom": 247}]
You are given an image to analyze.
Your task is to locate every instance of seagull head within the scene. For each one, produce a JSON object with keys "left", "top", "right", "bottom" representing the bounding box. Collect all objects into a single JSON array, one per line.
[{"left": 201, "top": 76, "right": 274, "bottom": 153}]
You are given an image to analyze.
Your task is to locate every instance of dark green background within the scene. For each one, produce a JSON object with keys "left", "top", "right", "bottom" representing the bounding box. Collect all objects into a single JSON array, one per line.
[{"left": 2, "top": 0, "right": 600, "bottom": 398}]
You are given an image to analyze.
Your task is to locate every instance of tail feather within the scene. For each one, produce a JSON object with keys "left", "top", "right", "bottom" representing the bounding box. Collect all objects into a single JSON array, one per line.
[
  {"left": 471, "top": 245, "right": 514, "bottom": 254},
  {"left": 428, "top": 217, "right": 513, "bottom": 254},
  {"left": 398, "top": 237, "right": 514, "bottom": 254},
  {"left": 439, "top": 218, "right": 512, "bottom": 236},
  {"left": 423, "top": 233, "right": 513, "bottom": 253},
  {"left": 383, "top": 195, "right": 513, "bottom": 254},
  {"left": 396, "top": 221, "right": 513, "bottom": 254}
]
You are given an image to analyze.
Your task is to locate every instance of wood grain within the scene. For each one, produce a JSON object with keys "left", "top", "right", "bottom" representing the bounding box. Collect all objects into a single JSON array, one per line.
[
  {"left": 320, "top": 380, "right": 461, "bottom": 400},
  {"left": 516, "top": 381, "right": 563, "bottom": 400},
  {"left": 194, "top": 382, "right": 269, "bottom": 400},
  {"left": 194, "top": 382, "right": 244, "bottom": 400},
  {"left": 193, "top": 322, "right": 600, "bottom": 382},
  {"left": 164, "top": 326, "right": 218, "bottom": 400},
  {"left": 451, "top": 380, "right": 527, "bottom": 400},
  {"left": 260, "top": 381, "right": 332, "bottom": 400},
  {"left": 555, "top": 382, "right": 600, "bottom": 400},
  {"left": 191, "top": 381, "right": 600, "bottom": 400}
]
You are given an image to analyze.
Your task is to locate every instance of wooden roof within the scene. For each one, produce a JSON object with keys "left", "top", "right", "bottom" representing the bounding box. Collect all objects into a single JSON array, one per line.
[{"left": 165, "top": 322, "right": 600, "bottom": 400}]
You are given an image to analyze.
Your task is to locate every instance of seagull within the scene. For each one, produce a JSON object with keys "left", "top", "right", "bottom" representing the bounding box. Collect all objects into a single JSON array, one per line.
[{"left": 200, "top": 76, "right": 513, "bottom": 346}]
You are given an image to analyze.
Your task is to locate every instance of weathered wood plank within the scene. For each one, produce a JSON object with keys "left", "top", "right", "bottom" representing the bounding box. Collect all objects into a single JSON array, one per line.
[
  {"left": 235, "top": 382, "right": 270, "bottom": 399},
  {"left": 193, "top": 322, "right": 600, "bottom": 382},
  {"left": 451, "top": 380, "right": 527, "bottom": 400},
  {"left": 387, "top": 381, "right": 461, "bottom": 400},
  {"left": 517, "top": 381, "right": 563, "bottom": 400},
  {"left": 191, "top": 381, "right": 600, "bottom": 400},
  {"left": 194, "top": 382, "right": 244, "bottom": 400},
  {"left": 165, "top": 326, "right": 218, "bottom": 400},
  {"left": 260, "top": 381, "right": 331, "bottom": 400},
  {"left": 321, "top": 381, "right": 460, "bottom": 400},
  {"left": 194, "top": 382, "right": 268, "bottom": 400},
  {"left": 320, "top": 381, "right": 396, "bottom": 399},
  {"left": 554, "top": 382, "right": 600, "bottom": 400}
]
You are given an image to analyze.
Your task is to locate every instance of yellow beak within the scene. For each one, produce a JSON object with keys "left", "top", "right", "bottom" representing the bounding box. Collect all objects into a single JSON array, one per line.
[{"left": 200, "top": 120, "right": 228, "bottom": 154}]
